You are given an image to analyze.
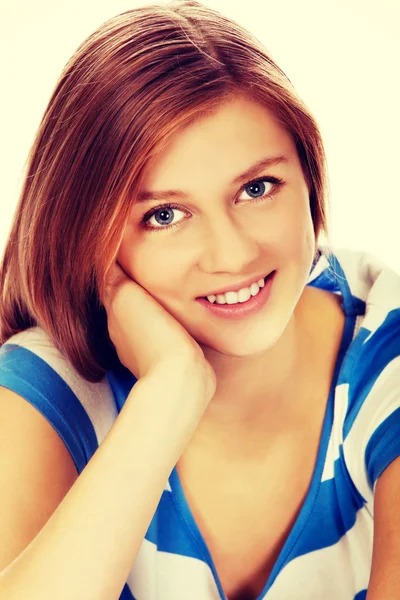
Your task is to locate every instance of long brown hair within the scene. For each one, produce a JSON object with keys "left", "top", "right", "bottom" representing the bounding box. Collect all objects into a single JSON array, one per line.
[{"left": 0, "top": 0, "right": 329, "bottom": 382}]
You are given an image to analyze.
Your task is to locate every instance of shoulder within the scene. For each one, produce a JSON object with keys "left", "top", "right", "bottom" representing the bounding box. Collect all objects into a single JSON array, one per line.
[
  {"left": 340, "top": 308, "right": 400, "bottom": 507},
  {"left": 311, "top": 248, "right": 400, "bottom": 502},
  {"left": 0, "top": 326, "right": 119, "bottom": 471},
  {"left": 337, "top": 246, "right": 400, "bottom": 398},
  {"left": 311, "top": 246, "right": 400, "bottom": 383}
]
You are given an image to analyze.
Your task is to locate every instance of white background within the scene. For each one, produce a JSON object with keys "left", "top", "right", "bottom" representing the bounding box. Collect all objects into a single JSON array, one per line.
[{"left": 1, "top": 0, "right": 399, "bottom": 270}]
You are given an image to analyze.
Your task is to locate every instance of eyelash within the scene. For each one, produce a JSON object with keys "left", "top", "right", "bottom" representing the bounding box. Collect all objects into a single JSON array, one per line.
[{"left": 140, "top": 175, "right": 284, "bottom": 234}]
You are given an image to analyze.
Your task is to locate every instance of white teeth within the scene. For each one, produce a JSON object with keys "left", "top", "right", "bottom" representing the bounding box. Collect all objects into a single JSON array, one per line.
[{"left": 206, "top": 276, "right": 267, "bottom": 304}]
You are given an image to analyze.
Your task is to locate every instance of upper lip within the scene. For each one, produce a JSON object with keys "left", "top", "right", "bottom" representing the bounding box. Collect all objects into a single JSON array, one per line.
[{"left": 199, "top": 271, "right": 273, "bottom": 297}]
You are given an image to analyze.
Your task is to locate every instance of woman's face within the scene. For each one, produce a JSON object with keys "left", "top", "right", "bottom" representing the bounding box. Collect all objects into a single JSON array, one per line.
[{"left": 117, "top": 96, "right": 316, "bottom": 357}]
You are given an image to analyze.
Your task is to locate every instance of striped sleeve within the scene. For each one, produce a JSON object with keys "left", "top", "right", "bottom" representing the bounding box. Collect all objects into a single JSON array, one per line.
[
  {"left": 0, "top": 327, "right": 118, "bottom": 473},
  {"left": 342, "top": 309, "right": 400, "bottom": 504}
]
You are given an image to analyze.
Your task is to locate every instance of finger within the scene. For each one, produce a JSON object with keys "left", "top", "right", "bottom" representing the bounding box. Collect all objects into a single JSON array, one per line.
[{"left": 103, "top": 262, "right": 129, "bottom": 304}]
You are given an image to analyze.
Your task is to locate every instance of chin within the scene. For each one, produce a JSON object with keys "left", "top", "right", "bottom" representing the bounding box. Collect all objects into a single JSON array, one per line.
[{"left": 198, "top": 318, "right": 287, "bottom": 358}]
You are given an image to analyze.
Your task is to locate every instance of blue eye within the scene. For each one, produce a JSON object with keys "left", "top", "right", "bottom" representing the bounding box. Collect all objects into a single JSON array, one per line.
[
  {"left": 141, "top": 203, "right": 186, "bottom": 233},
  {"left": 240, "top": 179, "right": 274, "bottom": 201},
  {"left": 140, "top": 175, "right": 284, "bottom": 233}
]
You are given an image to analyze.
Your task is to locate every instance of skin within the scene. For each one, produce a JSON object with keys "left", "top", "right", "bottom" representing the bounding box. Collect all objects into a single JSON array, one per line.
[{"left": 117, "top": 95, "right": 342, "bottom": 444}]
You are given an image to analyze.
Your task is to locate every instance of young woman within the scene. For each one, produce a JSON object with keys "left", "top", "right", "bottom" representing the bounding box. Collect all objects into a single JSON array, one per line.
[{"left": 0, "top": 1, "right": 399, "bottom": 599}]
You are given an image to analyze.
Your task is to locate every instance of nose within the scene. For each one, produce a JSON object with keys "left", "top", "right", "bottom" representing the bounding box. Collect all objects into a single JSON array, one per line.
[{"left": 198, "top": 212, "right": 260, "bottom": 274}]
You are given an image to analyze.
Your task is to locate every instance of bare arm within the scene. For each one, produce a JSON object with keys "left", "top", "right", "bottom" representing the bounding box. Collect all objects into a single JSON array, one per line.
[
  {"left": 0, "top": 358, "right": 210, "bottom": 600},
  {"left": 367, "top": 455, "right": 400, "bottom": 599}
]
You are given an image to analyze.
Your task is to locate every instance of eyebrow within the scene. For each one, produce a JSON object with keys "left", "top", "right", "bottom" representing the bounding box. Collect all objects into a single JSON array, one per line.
[{"left": 136, "top": 154, "right": 290, "bottom": 204}]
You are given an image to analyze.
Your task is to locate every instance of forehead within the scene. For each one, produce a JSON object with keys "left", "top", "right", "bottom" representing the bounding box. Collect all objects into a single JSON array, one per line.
[{"left": 142, "top": 97, "right": 296, "bottom": 188}]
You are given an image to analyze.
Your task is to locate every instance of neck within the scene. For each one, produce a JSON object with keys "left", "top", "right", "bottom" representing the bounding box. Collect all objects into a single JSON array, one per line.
[
  {"left": 182, "top": 286, "right": 344, "bottom": 465},
  {"left": 199, "top": 305, "right": 307, "bottom": 430}
]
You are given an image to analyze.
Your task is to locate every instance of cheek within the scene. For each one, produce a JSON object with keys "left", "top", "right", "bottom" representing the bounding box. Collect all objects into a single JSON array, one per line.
[
  {"left": 272, "top": 193, "right": 315, "bottom": 263},
  {"left": 117, "top": 235, "right": 186, "bottom": 293},
  {"left": 295, "top": 206, "right": 317, "bottom": 276}
]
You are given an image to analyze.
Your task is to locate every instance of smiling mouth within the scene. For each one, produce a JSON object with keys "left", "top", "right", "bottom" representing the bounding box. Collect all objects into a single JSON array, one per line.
[{"left": 199, "top": 273, "right": 272, "bottom": 300}]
